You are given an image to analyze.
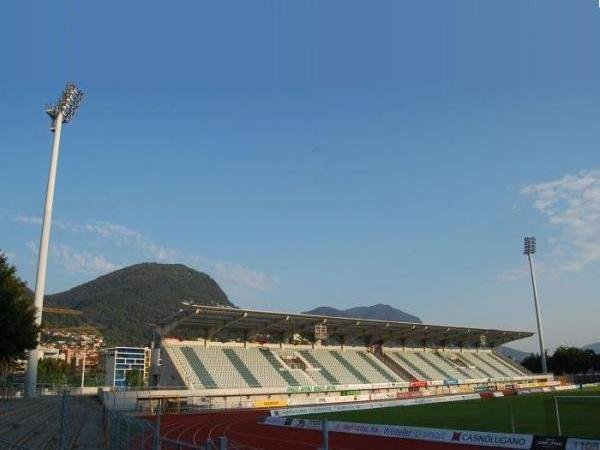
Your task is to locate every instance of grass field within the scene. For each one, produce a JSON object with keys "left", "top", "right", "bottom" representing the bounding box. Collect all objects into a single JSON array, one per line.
[{"left": 304, "top": 387, "right": 600, "bottom": 439}]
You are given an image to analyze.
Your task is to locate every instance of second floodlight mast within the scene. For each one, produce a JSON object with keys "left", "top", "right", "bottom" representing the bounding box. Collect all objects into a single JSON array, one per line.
[
  {"left": 523, "top": 236, "right": 548, "bottom": 374},
  {"left": 24, "top": 83, "right": 84, "bottom": 398}
]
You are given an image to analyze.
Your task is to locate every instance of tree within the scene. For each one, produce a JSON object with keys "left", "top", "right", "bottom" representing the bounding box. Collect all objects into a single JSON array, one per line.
[
  {"left": 125, "top": 369, "right": 144, "bottom": 389},
  {"left": 0, "top": 251, "right": 39, "bottom": 377},
  {"left": 37, "top": 358, "right": 74, "bottom": 385},
  {"left": 521, "top": 346, "right": 599, "bottom": 375},
  {"left": 549, "top": 346, "right": 593, "bottom": 375},
  {"left": 521, "top": 353, "right": 542, "bottom": 373}
]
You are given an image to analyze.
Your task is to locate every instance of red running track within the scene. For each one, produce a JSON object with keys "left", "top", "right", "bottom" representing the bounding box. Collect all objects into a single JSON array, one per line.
[{"left": 145, "top": 409, "right": 510, "bottom": 450}]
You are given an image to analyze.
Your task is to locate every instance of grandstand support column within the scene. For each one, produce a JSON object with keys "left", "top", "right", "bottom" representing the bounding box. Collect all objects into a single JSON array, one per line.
[
  {"left": 151, "top": 328, "right": 162, "bottom": 387},
  {"left": 524, "top": 237, "right": 548, "bottom": 374}
]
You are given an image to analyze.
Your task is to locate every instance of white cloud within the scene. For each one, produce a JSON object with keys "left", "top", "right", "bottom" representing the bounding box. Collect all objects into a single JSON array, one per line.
[
  {"left": 52, "top": 243, "right": 122, "bottom": 276},
  {"left": 9, "top": 214, "right": 275, "bottom": 291},
  {"left": 501, "top": 169, "right": 600, "bottom": 281},
  {"left": 11, "top": 214, "right": 42, "bottom": 226}
]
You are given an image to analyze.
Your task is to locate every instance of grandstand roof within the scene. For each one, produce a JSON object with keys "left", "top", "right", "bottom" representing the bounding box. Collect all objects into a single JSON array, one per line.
[{"left": 156, "top": 305, "right": 533, "bottom": 348}]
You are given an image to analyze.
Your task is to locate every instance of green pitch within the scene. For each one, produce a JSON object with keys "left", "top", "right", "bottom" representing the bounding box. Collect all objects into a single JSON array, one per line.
[{"left": 303, "top": 387, "right": 600, "bottom": 439}]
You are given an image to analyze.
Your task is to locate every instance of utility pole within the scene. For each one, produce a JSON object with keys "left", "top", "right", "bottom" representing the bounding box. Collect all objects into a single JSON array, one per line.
[
  {"left": 80, "top": 344, "right": 87, "bottom": 390},
  {"left": 25, "top": 83, "right": 84, "bottom": 398},
  {"left": 523, "top": 236, "right": 548, "bottom": 374}
]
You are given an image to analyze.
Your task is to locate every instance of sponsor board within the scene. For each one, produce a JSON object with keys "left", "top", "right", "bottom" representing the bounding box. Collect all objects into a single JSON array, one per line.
[
  {"left": 566, "top": 438, "right": 600, "bottom": 450},
  {"left": 263, "top": 417, "right": 533, "bottom": 449},
  {"left": 553, "top": 385, "right": 580, "bottom": 392},
  {"left": 531, "top": 436, "right": 567, "bottom": 450},
  {"left": 270, "top": 393, "right": 480, "bottom": 417},
  {"left": 410, "top": 380, "right": 428, "bottom": 388},
  {"left": 253, "top": 399, "right": 287, "bottom": 408},
  {"left": 286, "top": 385, "right": 338, "bottom": 394},
  {"left": 444, "top": 379, "right": 459, "bottom": 386}
]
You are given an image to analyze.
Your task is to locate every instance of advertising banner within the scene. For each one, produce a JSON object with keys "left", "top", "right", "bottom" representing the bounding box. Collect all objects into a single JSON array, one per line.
[
  {"left": 270, "top": 393, "right": 481, "bottom": 416},
  {"left": 253, "top": 399, "right": 288, "bottom": 408},
  {"left": 531, "top": 436, "right": 567, "bottom": 450},
  {"left": 565, "top": 438, "right": 600, "bottom": 450},
  {"left": 262, "top": 417, "right": 533, "bottom": 449}
]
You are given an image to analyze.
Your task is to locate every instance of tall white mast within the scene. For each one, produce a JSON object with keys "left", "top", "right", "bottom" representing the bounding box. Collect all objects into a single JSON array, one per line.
[
  {"left": 523, "top": 236, "right": 548, "bottom": 374},
  {"left": 25, "top": 83, "right": 84, "bottom": 398}
]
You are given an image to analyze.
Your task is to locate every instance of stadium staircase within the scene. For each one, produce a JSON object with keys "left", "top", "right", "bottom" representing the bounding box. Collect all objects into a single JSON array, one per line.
[
  {"left": 223, "top": 348, "right": 262, "bottom": 387},
  {"left": 389, "top": 351, "right": 430, "bottom": 380},
  {"left": 455, "top": 352, "right": 495, "bottom": 378},
  {"left": 378, "top": 352, "right": 415, "bottom": 381},
  {"left": 356, "top": 351, "right": 399, "bottom": 382},
  {"left": 458, "top": 351, "right": 495, "bottom": 378},
  {"left": 415, "top": 352, "right": 455, "bottom": 380},
  {"left": 436, "top": 352, "right": 472, "bottom": 378},
  {"left": 491, "top": 351, "right": 530, "bottom": 375},
  {"left": 163, "top": 345, "right": 202, "bottom": 389},
  {"left": 298, "top": 350, "right": 340, "bottom": 384},
  {"left": 470, "top": 352, "right": 511, "bottom": 377},
  {"left": 258, "top": 348, "right": 301, "bottom": 386},
  {"left": 181, "top": 347, "right": 218, "bottom": 388},
  {"left": 330, "top": 351, "right": 370, "bottom": 383}
]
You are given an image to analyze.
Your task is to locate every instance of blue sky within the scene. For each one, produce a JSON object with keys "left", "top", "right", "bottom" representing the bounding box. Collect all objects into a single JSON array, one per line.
[{"left": 1, "top": 1, "right": 599, "bottom": 352}]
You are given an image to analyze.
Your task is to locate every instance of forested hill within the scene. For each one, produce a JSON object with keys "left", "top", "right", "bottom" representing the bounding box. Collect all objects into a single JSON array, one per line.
[
  {"left": 303, "top": 304, "right": 422, "bottom": 323},
  {"left": 45, "top": 263, "right": 234, "bottom": 345}
]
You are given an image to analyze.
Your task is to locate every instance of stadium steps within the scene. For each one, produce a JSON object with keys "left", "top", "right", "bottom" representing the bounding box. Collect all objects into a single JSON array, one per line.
[
  {"left": 258, "top": 348, "right": 301, "bottom": 386},
  {"left": 181, "top": 347, "right": 218, "bottom": 388},
  {"left": 164, "top": 346, "right": 201, "bottom": 389},
  {"left": 415, "top": 353, "right": 454, "bottom": 379},
  {"left": 379, "top": 352, "right": 415, "bottom": 381},
  {"left": 357, "top": 351, "right": 398, "bottom": 382},
  {"left": 491, "top": 351, "right": 529, "bottom": 375},
  {"left": 458, "top": 353, "right": 495, "bottom": 378},
  {"left": 298, "top": 350, "right": 340, "bottom": 384},
  {"left": 471, "top": 352, "right": 511, "bottom": 377},
  {"left": 223, "top": 348, "right": 262, "bottom": 387},
  {"left": 437, "top": 353, "right": 472, "bottom": 378},
  {"left": 330, "top": 351, "right": 369, "bottom": 383},
  {"left": 391, "top": 351, "right": 431, "bottom": 380}
]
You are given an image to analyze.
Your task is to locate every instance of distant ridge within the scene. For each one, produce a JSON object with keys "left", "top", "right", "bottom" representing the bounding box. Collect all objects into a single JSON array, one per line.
[
  {"left": 45, "top": 263, "right": 234, "bottom": 345},
  {"left": 303, "top": 304, "right": 422, "bottom": 323},
  {"left": 583, "top": 342, "right": 600, "bottom": 353},
  {"left": 497, "top": 346, "right": 531, "bottom": 362}
]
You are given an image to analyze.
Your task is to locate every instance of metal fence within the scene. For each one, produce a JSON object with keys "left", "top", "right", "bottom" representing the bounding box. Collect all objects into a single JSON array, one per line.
[
  {"left": 105, "top": 406, "right": 234, "bottom": 450},
  {"left": 0, "top": 389, "right": 88, "bottom": 450}
]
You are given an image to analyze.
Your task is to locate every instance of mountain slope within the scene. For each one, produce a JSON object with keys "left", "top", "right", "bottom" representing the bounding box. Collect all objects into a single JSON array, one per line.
[
  {"left": 497, "top": 346, "right": 531, "bottom": 362},
  {"left": 46, "top": 263, "right": 233, "bottom": 345},
  {"left": 303, "top": 304, "right": 422, "bottom": 323},
  {"left": 583, "top": 342, "right": 600, "bottom": 353}
]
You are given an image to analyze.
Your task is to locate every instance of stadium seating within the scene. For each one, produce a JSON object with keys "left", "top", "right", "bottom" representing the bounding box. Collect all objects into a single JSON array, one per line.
[
  {"left": 418, "top": 352, "right": 464, "bottom": 380},
  {"left": 161, "top": 342, "right": 532, "bottom": 389}
]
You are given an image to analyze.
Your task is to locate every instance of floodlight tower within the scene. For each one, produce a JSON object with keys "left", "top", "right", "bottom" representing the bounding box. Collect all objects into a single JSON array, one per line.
[
  {"left": 523, "top": 236, "right": 548, "bottom": 374},
  {"left": 25, "top": 83, "right": 84, "bottom": 398}
]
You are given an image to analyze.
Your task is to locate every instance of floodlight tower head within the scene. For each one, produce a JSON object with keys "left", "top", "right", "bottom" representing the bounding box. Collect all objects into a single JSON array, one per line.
[
  {"left": 45, "top": 82, "right": 84, "bottom": 127},
  {"left": 523, "top": 236, "right": 536, "bottom": 255}
]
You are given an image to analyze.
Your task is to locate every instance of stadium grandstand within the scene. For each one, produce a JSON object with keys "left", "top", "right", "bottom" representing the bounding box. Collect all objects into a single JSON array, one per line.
[{"left": 142, "top": 305, "right": 553, "bottom": 410}]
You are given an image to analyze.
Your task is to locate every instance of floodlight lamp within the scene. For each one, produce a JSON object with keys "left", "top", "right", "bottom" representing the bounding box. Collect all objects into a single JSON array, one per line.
[
  {"left": 523, "top": 236, "right": 536, "bottom": 255},
  {"left": 45, "top": 82, "right": 84, "bottom": 124}
]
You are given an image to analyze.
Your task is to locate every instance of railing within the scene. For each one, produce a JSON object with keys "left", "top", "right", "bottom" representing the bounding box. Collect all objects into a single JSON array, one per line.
[{"left": 0, "top": 439, "right": 33, "bottom": 450}]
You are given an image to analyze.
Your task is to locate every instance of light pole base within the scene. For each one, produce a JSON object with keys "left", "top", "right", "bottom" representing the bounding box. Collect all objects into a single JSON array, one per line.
[{"left": 24, "top": 348, "right": 40, "bottom": 398}]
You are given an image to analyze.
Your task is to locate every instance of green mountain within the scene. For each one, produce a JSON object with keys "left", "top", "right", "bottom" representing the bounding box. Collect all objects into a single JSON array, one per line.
[
  {"left": 303, "top": 304, "right": 422, "bottom": 323},
  {"left": 45, "top": 263, "right": 234, "bottom": 345}
]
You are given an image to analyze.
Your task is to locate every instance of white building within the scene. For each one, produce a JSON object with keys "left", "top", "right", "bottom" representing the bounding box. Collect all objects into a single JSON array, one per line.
[{"left": 104, "top": 347, "right": 150, "bottom": 388}]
